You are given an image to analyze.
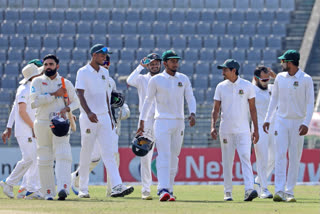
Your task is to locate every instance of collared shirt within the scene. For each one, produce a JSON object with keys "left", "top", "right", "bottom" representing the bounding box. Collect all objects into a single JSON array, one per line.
[
  {"left": 265, "top": 69, "right": 314, "bottom": 126},
  {"left": 214, "top": 77, "right": 255, "bottom": 134},
  {"left": 6, "top": 101, "right": 15, "bottom": 128},
  {"left": 126, "top": 64, "right": 155, "bottom": 120},
  {"left": 30, "top": 73, "right": 79, "bottom": 121},
  {"left": 140, "top": 70, "right": 196, "bottom": 121},
  {"left": 75, "top": 64, "right": 110, "bottom": 115},
  {"left": 254, "top": 84, "right": 274, "bottom": 125},
  {"left": 107, "top": 77, "right": 116, "bottom": 99}
]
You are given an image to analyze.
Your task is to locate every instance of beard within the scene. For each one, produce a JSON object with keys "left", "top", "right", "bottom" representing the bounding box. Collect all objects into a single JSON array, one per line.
[
  {"left": 282, "top": 64, "right": 289, "bottom": 71},
  {"left": 45, "top": 68, "right": 57, "bottom": 77},
  {"left": 149, "top": 67, "right": 160, "bottom": 75},
  {"left": 256, "top": 81, "right": 268, "bottom": 90}
]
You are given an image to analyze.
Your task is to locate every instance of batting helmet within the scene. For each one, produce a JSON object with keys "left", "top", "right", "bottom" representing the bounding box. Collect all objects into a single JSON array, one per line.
[
  {"left": 50, "top": 116, "right": 70, "bottom": 137},
  {"left": 147, "top": 53, "right": 162, "bottom": 62},
  {"left": 111, "top": 91, "right": 125, "bottom": 108},
  {"left": 131, "top": 136, "right": 154, "bottom": 157}
]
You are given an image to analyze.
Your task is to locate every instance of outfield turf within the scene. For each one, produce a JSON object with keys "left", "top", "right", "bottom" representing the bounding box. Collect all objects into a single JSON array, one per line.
[{"left": 0, "top": 185, "right": 319, "bottom": 214}]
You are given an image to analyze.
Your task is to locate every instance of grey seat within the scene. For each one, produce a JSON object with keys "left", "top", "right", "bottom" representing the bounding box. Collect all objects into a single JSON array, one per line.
[
  {"left": 188, "top": 35, "right": 202, "bottom": 48},
  {"left": 126, "top": 9, "right": 140, "bottom": 22},
  {"left": 0, "top": 35, "right": 8, "bottom": 49},
  {"left": 174, "top": 0, "right": 189, "bottom": 8},
  {"left": 231, "top": 48, "right": 246, "bottom": 61},
  {"left": 20, "top": 9, "right": 34, "bottom": 21},
  {"left": 80, "top": 10, "right": 95, "bottom": 21},
  {"left": 219, "top": 36, "right": 234, "bottom": 48},
  {"left": 267, "top": 36, "right": 282, "bottom": 48},
  {"left": 65, "top": 10, "right": 80, "bottom": 21},
  {"left": 75, "top": 36, "right": 90, "bottom": 49},
  {"left": 257, "top": 23, "right": 271, "bottom": 35},
  {"left": 185, "top": 10, "right": 200, "bottom": 22},
  {"left": 199, "top": 48, "right": 214, "bottom": 61},
  {"left": 109, "top": 50, "right": 119, "bottom": 61},
  {"left": 203, "top": 35, "right": 218, "bottom": 48},
  {"left": 122, "top": 22, "right": 137, "bottom": 34},
  {"left": 93, "top": 21, "right": 107, "bottom": 34},
  {"left": 57, "top": 63, "right": 68, "bottom": 77},
  {"left": 136, "top": 48, "right": 152, "bottom": 61},
  {"left": 124, "top": 35, "right": 139, "bottom": 49},
  {"left": 107, "top": 21, "right": 122, "bottom": 34},
  {"left": 242, "top": 63, "right": 256, "bottom": 75},
  {"left": 182, "top": 22, "right": 196, "bottom": 35},
  {"left": 158, "top": 0, "right": 173, "bottom": 8},
  {"left": 172, "top": 35, "right": 186, "bottom": 49},
  {"left": 190, "top": 0, "right": 204, "bottom": 8},
  {"left": 140, "top": 35, "right": 155, "bottom": 49},
  {"left": 69, "top": 61, "right": 84, "bottom": 74},
  {"left": 31, "top": 21, "right": 46, "bottom": 34},
  {"left": 212, "top": 23, "right": 226, "bottom": 35},
  {"left": 4, "top": 63, "right": 19, "bottom": 76},
  {"left": 72, "top": 48, "right": 88, "bottom": 61},
  {"left": 26, "top": 35, "right": 42, "bottom": 49},
  {"left": 156, "top": 9, "right": 170, "bottom": 22},
  {"left": 184, "top": 48, "right": 198, "bottom": 61},
  {"left": 16, "top": 22, "right": 31, "bottom": 34},
  {"left": 46, "top": 21, "right": 61, "bottom": 34},
  {"left": 201, "top": 10, "right": 214, "bottom": 22},
  {"left": 197, "top": 22, "right": 211, "bottom": 34},
  {"left": 10, "top": 35, "right": 25, "bottom": 48},
  {"left": 120, "top": 48, "right": 135, "bottom": 61},
  {"left": 141, "top": 9, "right": 155, "bottom": 22},
  {"left": 107, "top": 35, "right": 123, "bottom": 49},
  {"left": 216, "top": 11, "right": 229, "bottom": 22},
  {"left": 251, "top": 36, "right": 266, "bottom": 48},
  {"left": 112, "top": 9, "right": 126, "bottom": 22},
  {"left": 235, "top": 35, "right": 250, "bottom": 48},
  {"left": 247, "top": 49, "right": 261, "bottom": 62},
  {"left": 35, "top": 9, "right": 50, "bottom": 21},
  {"left": 227, "top": 23, "right": 241, "bottom": 35},
  {"left": 1, "top": 21, "right": 15, "bottom": 34},
  {"left": 156, "top": 35, "right": 171, "bottom": 49},
  {"left": 24, "top": 48, "right": 39, "bottom": 60},
  {"left": 137, "top": 21, "right": 152, "bottom": 34},
  {"left": 215, "top": 49, "right": 230, "bottom": 61},
  {"left": 77, "top": 21, "right": 92, "bottom": 34},
  {"left": 43, "top": 35, "right": 58, "bottom": 49}
]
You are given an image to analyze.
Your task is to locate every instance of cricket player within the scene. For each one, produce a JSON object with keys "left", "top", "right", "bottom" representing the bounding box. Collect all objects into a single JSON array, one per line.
[
  {"left": 127, "top": 53, "right": 162, "bottom": 200},
  {"left": 0, "top": 63, "right": 42, "bottom": 199},
  {"left": 30, "top": 54, "right": 80, "bottom": 200},
  {"left": 138, "top": 50, "right": 196, "bottom": 202},
  {"left": 76, "top": 44, "right": 133, "bottom": 198},
  {"left": 211, "top": 59, "right": 259, "bottom": 202},
  {"left": 263, "top": 50, "right": 314, "bottom": 202},
  {"left": 252, "top": 66, "right": 277, "bottom": 199}
]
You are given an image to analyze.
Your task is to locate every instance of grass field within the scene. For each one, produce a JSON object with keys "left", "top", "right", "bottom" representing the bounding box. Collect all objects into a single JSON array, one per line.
[{"left": 0, "top": 185, "right": 319, "bottom": 214}]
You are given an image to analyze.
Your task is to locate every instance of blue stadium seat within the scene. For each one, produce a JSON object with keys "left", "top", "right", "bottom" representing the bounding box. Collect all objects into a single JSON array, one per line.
[
  {"left": 24, "top": 0, "right": 39, "bottom": 8},
  {"left": 227, "top": 23, "right": 241, "bottom": 35},
  {"left": 120, "top": 48, "right": 135, "bottom": 61},
  {"left": 31, "top": 21, "right": 45, "bottom": 34},
  {"left": 117, "top": 61, "right": 132, "bottom": 75},
  {"left": 174, "top": 0, "right": 189, "bottom": 8},
  {"left": 0, "top": 10, "right": 3, "bottom": 21},
  {"left": 141, "top": 9, "right": 155, "bottom": 22},
  {"left": 263, "top": 49, "right": 277, "bottom": 62},
  {"left": 0, "top": 35, "right": 8, "bottom": 49},
  {"left": 171, "top": 9, "right": 185, "bottom": 21},
  {"left": 265, "top": 0, "right": 279, "bottom": 10},
  {"left": 24, "top": 48, "right": 39, "bottom": 60},
  {"left": 184, "top": 48, "right": 198, "bottom": 61},
  {"left": 10, "top": 35, "right": 24, "bottom": 48},
  {"left": 61, "top": 21, "right": 77, "bottom": 35},
  {"left": 1, "top": 75, "right": 17, "bottom": 89},
  {"left": 80, "top": 10, "right": 95, "bottom": 21},
  {"left": 122, "top": 22, "right": 137, "bottom": 34},
  {"left": 188, "top": 35, "right": 202, "bottom": 48},
  {"left": 75, "top": 36, "right": 90, "bottom": 49},
  {"left": 156, "top": 9, "right": 170, "bottom": 22},
  {"left": 272, "top": 23, "right": 286, "bottom": 35},
  {"left": 91, "top": 35, "right": 107, "bottom": 46},
  {"left": 43, "top": 35, "right": 58, "bottom": 49},
  {"left": 96, "top": 9, "right": 110, "bottom": 21},
  {"left": 167, "top": 21, "right": 181, "bottom": 34},
  {"left": 112, "top": 9, "right": 126, "bottom": 22},
  {"left": 137, "top": 22, "right": 152, "bottom": 34},
  {"left": 77, "top": 21, "right": 92, "bottom": 34},
  {"left": 242, "top": 23, "right": 256, "bottom": 35},
  {"left": 215, "top": 49, "right": 230, "bottom": 61},
  {"left": 247, "top": 49, "right": 261, "bottom": 62},
  {"left": 216, "top": 11, "right": 229, "bottom": 21},
  {"left": 242, "top": 63, "right": 256, "bottom": 75},
  {"left": 40, "top": 48, "right": 55, "bottom": 57},
  {"left": 114, "top": 0, "right": 129, "bottom": 8},
  {"left": 1, "top": 21, "right": 15, "bottom": 34},
  {"left": 204, "top": 0, "right": 218, "bottom": 8},
  {"left": 124, "top": 35, "right": 139, "bottom": 49},
  {"left": 69, "top": 61, "right": 84, "bottom": 74},
  {"left": 195, "top": 62, "right": 210, "bottom": 76},
  {"left": 189, "top": 0, "right": 203, "bottom": 8},
  {"left": 57, "top": 64, "right": 68, "bottom": 77},
  {"left": 39, "top": 0, "right": 54, "bottom": 8},
  {"left": 267, "top": 36, "right": 282, "bottom": 48},
  {"left": 109, "top": 50, "right": 119, "bottom": 61},
  {"left": 5, "top": 9, "right": 19, "bottom": 20},
  {"left": 26, "top": 35, "right": 41, "bottom": 48},
  {"left": 212, "top": 23, "right": 226, "bottom": 35},
  {"left": 219, "top": 36, "right": 234, "bottom": 48},
  {"left": 126, "top": 9, "right": 140, "bottom": 22},
  {"left": 0, "top": 49, "right": 6, "bottom": 61},
  {"left": 231, "top": 48, "right": 246, "bottom": 61},
  {"left": 257, "top": 23, "right": 271, "bottom": 35},
  {"left": 220, "top": 0, "right": 234, "bottom": 9},
  {"left": 140, "top": 35, "right": 155, "bottom": 49},
  {"left": 172, "top": 35, "right": 187, "bottom": 49},
  {"left": 199, "top": 48, "right": 214, "bottom": 61},
  {"left": 182, "top": 22, "right": 196, "bottom": 35},
  {"left": 55, "top": 0, "right": 69, "bottom": 8},
  {"left": 206, "top": 87, "right": 215, "bottom": 102},
  {"left": 72, "top": 48, "right": 88, "bottom": 61},
  {"left": 65, "top": 10, "right": 80, "bottom": 21},
  {"left": 107, "top": 35, "right": 123, "bottom": 49},
  {"left": 251, "top": 36, "right": 266, "bottom": 48},
  {"left": 280, "top": 0, "right": 295, "bottom": 11},
  {"left": 20, "top": 9, "right": 34, "bottom": 21},
  {"left": 235, "top": 36, "right": 250, "bottom": 48},
  {"left": 235, "top": 0, "right": 249, "bottom": 10},
  {"left": 260, "top": 11, "right": 275, "bottom": 22},
  {"left": 246, "top": 11, "right": 259, "bottom": 22},
  {"left": 158, "top": 0, "right": 173, "bottom": 8},
  {"left": 93, "top": 21, "right": 107, "bottom": 34},
  {"left": 46, "top": 22, "right": 61, "bottom": 34},
  {"left": 4, "top": 63, "right": 19, "bottom": 76},
  {"left": 203, "top": 35, "right": 218, "bottom": 48},
  {"left": 84, "top": 0, "right": 99, "bottom": 8},
  {"left": 70, "top": 0, "right": 83, "bottom": 8},
  {"left": 152, "top": 21, "right": 166, "bottom": 34},
  {"left": 35, "top": 9, "right": 50, "bottom": 21},
  {"left": 231, "top": 10, "right": 245, "bottom": 22},
  {"left": 179, "top": 60, "right": 194, "bottom": 77},
  {"left": 50, "top": 9, "right": 65, "bottom": 21},
  {"left": 107, "top": 21, "right": 122, "bottom": 34},
  {"left": 276, "top": 11, "right": 291, "bottom": 23},
  {"left": 136, "top": 48, "right": 152, "bottom": 60},
  {"left": 194, "top": 89, "right": 205, "bottom": 103},
  {"left": 156, "top": 35, "right": 171, "bottom": 49},
  {"left": 130, "top": 0, "right": 144, "bottom": 8},
  {"left": 185, "top": 10, "right": 200, "bottom": 22},
  {"left": 197, "top": 22, "right": 211, "bottom": 34},
  {"left": 201, "top": 10, "right": 214, "bottom": 22},
  {"left": 193, "top": 75, "right": 209, "bottom": 89},
  {"left": 250, "top": 0, "right": 264, "bottom": 9},
  {"left": 16, "top": 22, "right": 31, "bottom": 34}
]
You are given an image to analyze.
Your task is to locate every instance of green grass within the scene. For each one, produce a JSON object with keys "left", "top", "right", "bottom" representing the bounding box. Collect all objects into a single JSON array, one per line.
[{"left": 0, "top": 185, "right": 319, "bottom": 214}]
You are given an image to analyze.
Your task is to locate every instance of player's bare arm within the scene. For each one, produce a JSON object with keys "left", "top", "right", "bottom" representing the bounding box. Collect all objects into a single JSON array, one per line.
[
  {"left": 18, "top": 102, "right": 34, "bottom": 129},
  {"left": 50, "top": 87, "right": 67, "bottom": 97},
  {"left": 248, "top": 98, "right": 259, "bottom": 144},
  {"left": 1, "top": 128, "right": 11, "bottom": 144},
  {"left": 76, "top": 89, "right": 98, "bottom": 123},
  {"left": 211, "top": 100, "right": 221, "bottom": 140},
  {"left": 188, "top": 113, "right": 196, "bottom": 127},
  {"left": 137, "top": 120, "right": 144, "bottom": 136}
]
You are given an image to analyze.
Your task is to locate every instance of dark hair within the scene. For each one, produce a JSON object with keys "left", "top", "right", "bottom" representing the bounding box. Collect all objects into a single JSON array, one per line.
[
  {"left": 254, "top": 65, "right": 268, "bottom": 77},
  {"left": 106, "top": 54, "right": 110, "bottom": 62},
  {"left": 229, "top": 67, "right": 239, "bottom": 76},
  {"left": 291, "top": 60, "right": 299, "bottom": 66},
  {"left": 43, "top": 54, "right": 59, "bottom": 65}
]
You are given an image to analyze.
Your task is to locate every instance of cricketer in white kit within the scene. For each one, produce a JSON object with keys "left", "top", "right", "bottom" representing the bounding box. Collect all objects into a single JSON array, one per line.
[
  {"left": 75, "top": 44, "right": 133, "bottom": 198},
  {"left": 252, "top": 66, "right": 277, "bottom": 199},
  {"left": 127, "top": 53, "right": 162, "bottom": 200},
  {"left": 138, "top": 50, "right": 196, "bottom": 202},
  {"left": 211, "top": 59, "right": 259, "bottom": 202},
  {"left": 263, "top": 50, "right": 314, "bottom": 202},
  {"left": 30, "top": 54, "right": 80, "bottom": 200},
  {"left": 0, "top": 63, "right": 42, "bottom": 199}
]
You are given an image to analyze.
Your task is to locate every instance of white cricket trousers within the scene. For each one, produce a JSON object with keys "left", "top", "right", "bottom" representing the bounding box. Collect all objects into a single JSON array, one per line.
[
  {"left": 219, "top": 131, "right": 254, "bottom": 193},
  {"left": 154, "top": 119, "right": 184, "bottom": 193},
  {"left": 79, "top": 113, "right": 122, "bottom": 193},
  {"left": 6, "top": 136, "right": 40, "bottom": 192},
  {"left": 34, "top": 119, "right": 72, "bottom": 197},
  {"left": 254, "top": 123, "right": 275, "bottom": 189},
  {"left": 140, "top": 118, "right": 155, "bottom": 193},
  {"left": 274, "top": 117, "right": 304, "bottom": 195}
]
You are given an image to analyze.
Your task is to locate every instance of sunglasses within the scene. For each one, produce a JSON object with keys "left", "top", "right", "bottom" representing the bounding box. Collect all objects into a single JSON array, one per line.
[
  {"left": 280, "top": 59, "right": 293, "bottom": 64},
  {"left": 104, "top": 61, "right": 110, "bottom": 66},
  {"left": 95, "top": 47, "right": 109, "bottom": 54},
  {"left": 255, "top": 75, "right": 270, "bottom": 82}
]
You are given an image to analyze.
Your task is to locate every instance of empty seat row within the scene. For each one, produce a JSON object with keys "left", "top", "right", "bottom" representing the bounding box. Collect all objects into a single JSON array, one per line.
[{"left": 0, "top": 8, "right": 292, "bottom": 23}]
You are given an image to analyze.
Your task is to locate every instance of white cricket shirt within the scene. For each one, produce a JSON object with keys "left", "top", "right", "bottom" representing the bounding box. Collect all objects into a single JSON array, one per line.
[
  {"left": 140, "top": 70, "right": 196, "bottom": 121},
  {"left": 265, "top": 69, "right": 314, "bottom": 127},
  {"left": 254, "top": 84, "right": 274, "bottom": 125},
  {"left": 214, "top": 77, "right": 256, "bottom": 134}
]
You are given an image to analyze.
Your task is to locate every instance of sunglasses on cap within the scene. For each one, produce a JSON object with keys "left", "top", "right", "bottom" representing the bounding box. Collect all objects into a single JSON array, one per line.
[
  {"left": 103, "top": 61, "right": 110, "bottom": 66},
  {"left": 95, "top": 47, "right": 109, "bottom": 54},
  {"left": 280, "top": 59, "right": 293, "bottom": 64},
  {"left": 255, "top": 75, "right": 270, "bottom": 82}
]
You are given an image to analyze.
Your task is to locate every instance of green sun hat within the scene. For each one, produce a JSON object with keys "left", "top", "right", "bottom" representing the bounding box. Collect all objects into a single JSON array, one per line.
[
  {"left": 278, "top": 50, "right": 300, "bottom": 61},
  {"left": 217, "top": 59, "right": 240, "bottom": 71},
  {"left": 162, "top": 50, "right": 181, "bottom": 61}
]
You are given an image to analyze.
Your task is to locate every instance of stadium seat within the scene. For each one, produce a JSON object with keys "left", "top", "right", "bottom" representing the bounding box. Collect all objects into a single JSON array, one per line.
[
  {"left": 280, "top": 0, "right": 295, "bottom": 11},
  {"left": 156, "top": 35, "right": 171, "bottom": 49},
  {"left": 152, "top": 21, "right": 167, "bottom": 34},
  {"left": 257, "top": 23, "right": 271, "bottom": 35},
  {"left": 130, "top": 0, "right": 144, "bottom": 8},
  {"left": 96, "top": 9, "right": 110, "bottom": 21},
  {"left": 107, "top": 35, "right": 123, "bottom": 49},
  {"left": 137, "top": 21, "right": 152, "bottom": 34},
  {"left": 179, "top": 60, "right": 194, "bottom": 77},
  {"left": 93, "top": 21, "right": 107, "bottom": 34},
  {"left": 124, "top": 35, "right": 139, "bottom": 49},
  {"left": 24, "top": 0, "right": 38, "bottom": 8},
  {"left": 39, "top": 0, "right": 54, "bottom": 8},
  {"left": 174, "top": 0, "right": 189, "bottom": 8},
  {"left": 171, "top": 9, "right": 185, "bottom": 22},
  {"left": 276, "top": 11, "right": 291, "bottom": 23},
  {"left": 31, "top": 21, "right": 45, "bottom": 34},
  {"left": 112, "top": 9, "right": 126, "bottom": 22},
  {"left": 195, "top": 62, "right": 210, "bottom": 76},
  {"left": 1, "top": 21, "right": 15, "bottom": 34},
  {"left": 43, "top": 35, "right": 58, "bottom": 49},
  {"left": 267, "top": 36, "right": 282, "bottom": 48},
  {"left": 247, "top": 49, "right": 261, "bottom": 62},
  {"left": 75, "top": 36, "right": 90, "bottom": 49},
  {"left": 184, "top": 48, "right": 198, "bottom": 61},
  {"left": 215, "top": 49, "right": 230, "bottom": 61},
  {"left": 26, "top": 35, "right": 42, "bottom": 49},
  {"left": 4, "top": 63, "right": 20, "bottom": 76},
  {"left": 212, "top": 23, "right": 226, "bottom": 35},
  {"left": 230, "top": 10, "right": 245, "bottom": 22},
  {"left": 107, "top": 21, "right": 122, "bottom": 34},
  {"left": 69, "top": 61, "right": 84, "bottom": 74},
  {"left": 72, "top": 48, "right": 88, "bottom": 61},
  {"left": 0, "top": 49, "right": 6, "bottom": 61},
  {"left": 114, "top": 0, "right": 129, "bottom": 8},
  {"left": 272, "top": 23, "right": 287, "bottom": 35},
  {"left": 235, "top": 36, "right": 250, "bottom": 49},
  {"left": 193, "top": 89, "right": 205, "bottom": 103},
  {"left": 242, "top": 23, "right": 256, "bottom": 35},
  {"left": 10, "top": 35, "right": 25, "bottom": 48},
  {"left": 57, "top": 64, "right": 68, "bottom": 76},
  {"left": 122, "top": 22, "right": 137, "bottom": 34},
  {"left": 35, "top": 9, "right": 50, "bottom": 21},
  {"left": 220, "top": 0, "right": 234, "bottom": 9},
  {"left": 204, "top": 0, "right": 218, "bottom": 8},
  {"left": 199, "top": 48, "right": 214, "bottom": 61},
  {"left": 206, "top": 87, "right": 215, "bottom": 102},
  {"left": 0, "top": 35, "right": 8, "bottom": 49},
  {"left": 227, "top": 23, "right": 241, "bottom": 35},
  {"left": 16, "top": 22, "right": 31, "bottom": 34},
  {"left": 231, "top": 48, "right": 246, "bottom": 62},
  {"left": 77, "top": 21, "right": 92, "bottom": 34},
  {"left": 0, "top": 10, "right": 3, "bottom": 21},
  {"left": 203, "top": 35, "right": 218, "bottom": 48},
  {"left": 5, "top": 9, "right": 19, "bottom": 20},
  {"left": 126, "top": 9, "right": 140, "bottom": 22},
  {"left": 40, "top": 48, "right": 55, "bottom": 58},
  {"left": 158, "top": 0, "right": 173, "bottom": 8},
  {"left": 242, "top": 63, "right": 256, "bottom": 75},
  {"left": 185, "top": 9, "right": 200, "bottom": 22},
  {"left": 84, "top": 0, "right": 99, "bottom": 8},
  {"left": 117, "top": 61, "right": 132, "bottom": 75},
  {"left": 250, "top": 0, "right": 264, "bottom": 9},
  {"left": 182, "top": 22, "right": 196, "bottom": 35},
  {"left": 197, "top": 22, "right": 211, "bottom": 34},
  {"left": 70, "top": 0, "right": 83, "bottom": 8},
  {"left": 188, "top": 35, "right": 202, "bottom": 48},
  {"left": 251, "top": 36, "right": 266, "bottom": 48},
  {"left": 80, "top": 10, "right": 95, "bottom": 21},
  {"left": 193, "top": 75, "right": 209, "bottom": 89},
  {"left": 265, "top": 0, "right": 279, "bottom": 10},
  {"left": 246, "top": 11, "right": 259, "bottom": 22},
  {"left": 109, "top": 50, "right": 119, "bottom": 61},
  {"left": 172, "top": 35, "right": 187, "bottom": 49},
  {"left": 120, "top": 49, "right": 135, "bottom": 61},
  {"left": 263, "top": 49, "right": 277, "bottom": 62},
  {"left": 201, "top": 10, "right": 214, "bottom": 22},
  {"left": 219, "top": 36, "right": 234, "bottom": 48},
  {"left": 24, "top": 48, "right": 39, "bottom": 60},
  {"left": 20, "top": 9, "right": 34, "bottom": 21},
  {"left": 167, "top": 21, "right": 181, "bottom": 34},
  {"left": 260, "top": 11, "right": 275, "bottom": 22},
  {"left": 235, "top": 0, "right": 249, "bottom": 10},
  {"left": 216, "top": 11, "right": 229, "bottom": 22},
  {"left": 46, "top": 21, "right": 61, "bottom": 34},
  {"left": 50, "top": 9, "right": 65, "bottom": 21},
  {"left": 91, "top": 35, "right": 107, "bottom": 47},
  {"left": 141, "top": 9, "right": 155, "bottom": 22},
  {"left": 136, "top": 48, "right": 152, "bottom": 60},
  {"left": 65, "top": 10, "right": 80, "bottom": 21},
  {"left": 139, "top": 35, "right": 155, "bottom": 49},
  {"left": 1, "top": 75, "right": 17, "bottom": 89},
  {"left": 156, "top": 9, "right": 170, "bottom": 22},
  {"left": 55, "top": 0, "right": 69, "bottom": 8}
]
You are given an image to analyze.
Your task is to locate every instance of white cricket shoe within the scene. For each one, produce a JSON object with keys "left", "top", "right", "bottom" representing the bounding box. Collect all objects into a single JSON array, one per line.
[
  {"left": 17, "top": 188, "right": 27, "bottom": 199},
  {"left": 168, "top": 193, "right": 176, "bottom": 202},
  {"left": 244, "top": 189, "right": 258, "bottom": 201},
  {"left": 142, "top": 191, "right": 152, "bottom": 200},
  {"left": 158, "top": 189, "right": 170, "bottom": 202},
  {"left": 254, "top": 181, "right": 261, "bottom": 196},
  {"left": 285, "top": 193, "right": 296, "bottom": 202},
  {"left": 273, "top": 191, "right": 286, "bottom": 202},
  {"left": 224, "top": 192, "right": 233, "bottom": 201},
  {"left": 71, "top": 172, "right": 79, "bottom": 195},
  {"left": 78, "top": 191, "right": 90, "bottom": 198},
  {"left": 25, "top": 191, "right": 44, "bottom": 200},
  {"left": 111, "top": 184, "right": 134, "bottom": 197},
  {"left": 260, "top": 188, "right": 273, "bottom": 199},
  {"left": 0, "top": 180, "right": 14, "bottom": 198}
]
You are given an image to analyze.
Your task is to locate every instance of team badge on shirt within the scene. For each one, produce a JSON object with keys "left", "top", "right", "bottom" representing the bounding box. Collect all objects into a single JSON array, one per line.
[
  {"left": 239, "top": 89, "right": 244, "bottom": 95},
  {"left": 102, "top": 75, "right": 106, "bottom": 80},
  {"left": 42, "top": 82, "right": 48, "bottom": 86},
  {"left": 57, "top": 83, "right": 62, "bottom": 87},
  {"left": 28, "top": 137, "right": 32, "bottom": 143},
  {"left": 223, "top": 139, "right": 228, "bottom": 144},
  {"left": 86, "top": 129, "right": 91, "bottom": 134},
  {"left": 293, "top": 81, "right": 299, "bottom": 87},
  {"left": 274, "top": 131, "right": 278, "bottom": 136},
  {"left": 178, "top": 82, "right": 183, "bottom": 87}
]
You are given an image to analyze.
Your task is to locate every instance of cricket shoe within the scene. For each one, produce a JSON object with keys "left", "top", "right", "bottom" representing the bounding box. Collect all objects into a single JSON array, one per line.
[
  {"left": 168, "top": 193, "right": 176, "bottom": 202},
  {"left": 71, "top": 172, "right": 79, "bottom": 195},
  {"left": 285, "top": 193, "right": 296, "bottom": 202},
  {"left": 111, "top": 184, "right": 134, "bottom": 197},
  {"left": 169, "top": 192, "right": 177, "bottom": 200},
  {"left": 25, "top": 191, "right": 44, "bottom": 200},
  {"left": 224, "top": 192, "right": 233, "bottom": 201},
  {"left": 158, "top": 189, "right": 170, "bottom": 202},
  {"left": 78, "top": 191, "right": 90, "bottom": 198},
  {"left": 58, "top": 189, "right": 67, "bottom": 200},
  {"left": 273, "top": 191, "right": 286, "bottom": 202},
  {"left": 142, "top": 191, "right": 152, "bottom": 200},
  {"left": 44, "top": 195, "right": 54, "bottom": 200},
  {"left": 244, "top": 189, "right": 258, "bottom": 201},
  {"left": 0, "top": 180, "right": 14, "bottom": 198},
  {"left": 253, "top": 181, "right": 261, "bottom": 197},
  {"left": 260, "top": 188, "right": 273, "bottom": 199},
  {"left": 17, "top": 188, "right": 27, "bottom": 199}
]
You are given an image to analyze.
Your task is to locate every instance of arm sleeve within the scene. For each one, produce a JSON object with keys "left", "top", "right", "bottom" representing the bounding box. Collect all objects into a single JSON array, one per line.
[
  {"left": 6, "top": 101, "right": 16, "bottom": 128},
  {"left": 66, "top": 80, "right": 80, "bottom": 112},
  {"left": 248, "top": 83, "right": 256, "bottom": 99},
  {"left": 75, "top": 69, "right": 85, "bottom": 90},
  {"left": 140, "top": 77, "right": 156, "bottom": 121},
  {"left": 126, "top": 65, "right": 144, "bottom": 88},
  {"left": 30, "top": 78, "right": 55, "bottom": 109},
  {"left": 265, "top": 76, "right": 279, "bottom": 123},
  {"left": 184, "top": 77, "right": 196, "bottom": 114},
  {"left": 213, "top": 84, "right": 221, "bottom": 101},
  {"left": 302, "top": 77, "right": 315, "bottom": 127}
]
